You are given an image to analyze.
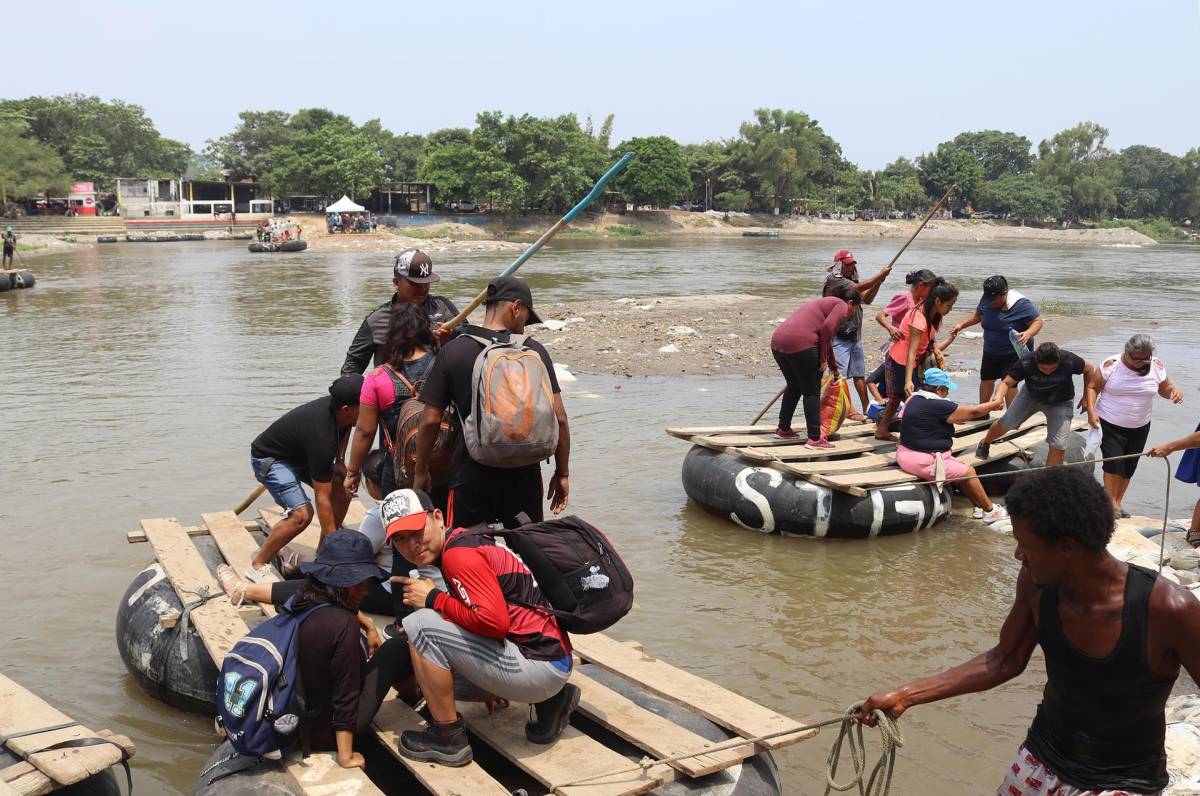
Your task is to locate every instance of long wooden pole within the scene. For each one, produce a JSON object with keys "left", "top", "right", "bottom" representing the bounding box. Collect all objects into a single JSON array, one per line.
[
  {"left": 749, "top": 184, "right": 957, "bottom": 425},
  {"left": 233, "top": 484, "right": 265, "bottom": 515},
  {"left": 443, "top": 152, "right": 636, "bottom": 331}
]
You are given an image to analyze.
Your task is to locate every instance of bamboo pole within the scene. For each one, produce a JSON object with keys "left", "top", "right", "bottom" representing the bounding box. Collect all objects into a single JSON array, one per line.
[
  {"left": 749, "top": 185, "right": 957, "bottom": 425},
  {"left": 233, "top": 484, "right": 265, "bottom": 515}
]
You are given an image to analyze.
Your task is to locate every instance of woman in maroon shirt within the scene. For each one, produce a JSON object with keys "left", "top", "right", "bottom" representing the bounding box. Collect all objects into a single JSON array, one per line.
[{"left": 769, "top": 286, "right": 861, "bottom": 448}]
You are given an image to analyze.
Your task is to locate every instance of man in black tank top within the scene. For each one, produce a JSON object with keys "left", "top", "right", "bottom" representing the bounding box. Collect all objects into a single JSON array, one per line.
[{"left": 858, "top": 467, "right": 1200, "bottom": 795}]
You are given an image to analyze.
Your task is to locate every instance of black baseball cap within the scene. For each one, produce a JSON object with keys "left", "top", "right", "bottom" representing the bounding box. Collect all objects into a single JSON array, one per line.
[
  {"left": 485, "top": 276, "right": 542, "bottom": 324},
  {"left": 393, "top": 248, "right": 439, "bottom": 284},
  {"left": 982, "top": 275, "right": 1009, "bottom": 298},
  {"left": 329, "top": 373, "right": 364, "bottom": 407}
]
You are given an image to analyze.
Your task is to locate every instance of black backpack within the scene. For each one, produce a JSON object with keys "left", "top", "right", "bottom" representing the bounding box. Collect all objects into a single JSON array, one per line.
[{"left": 467, "top": 516, "right": 634, "bottom": 634}]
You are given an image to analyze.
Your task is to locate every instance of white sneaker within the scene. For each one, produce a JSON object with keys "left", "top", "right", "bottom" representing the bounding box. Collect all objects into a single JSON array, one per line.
[
  {"left": 244, "top": 563, "right": 279, "bottom": 583},
  {"left": 981, "top": 505, "right": 1009, "bottom": 525},
  {"left": 972, "top": 507, "right": 984, "bottom": 520}
]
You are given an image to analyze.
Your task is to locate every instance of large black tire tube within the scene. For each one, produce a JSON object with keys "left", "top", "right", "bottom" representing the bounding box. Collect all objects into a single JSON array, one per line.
[
  {"left": 11, "top": 270, "right": 35, "bottom": 289},
  {"left": 116, "top": 538, "right": 224, "bottom": 715},
  {"left": 0, "top": 272, "right": 10, "bottom": 292}
]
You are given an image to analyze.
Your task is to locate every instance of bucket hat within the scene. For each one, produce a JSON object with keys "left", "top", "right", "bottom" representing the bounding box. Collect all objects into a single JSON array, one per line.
[{"left": 298, "top": 529, "right": 389, "bottom": 587}]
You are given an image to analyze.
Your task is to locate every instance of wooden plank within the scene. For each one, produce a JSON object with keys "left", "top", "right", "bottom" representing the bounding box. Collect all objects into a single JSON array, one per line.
[
  {"left": 0, "top": 779, "right": 20, "bottom": 796},
  {"left": 572, "top": 671, "right": 752, "bottom": 778},
  {"left": 202, "top": 511, "right": 278, "bottom": 617},
  {"left": 127, "top": 520, "right": 259, "bottom": 544},
  {"left": 284, "top": 752, "right": 385, "bottom": 796},
  {"left": 459, "top": 703, "right": 666, "bottom": 796},
  {"left": 733, "top": 436, "right": 888, "bottom": 462},
  {"left": 372, "top": 696, "right": 509, "bottom": 796},
  {"left": 0, "top": 674, "right": 123, "bottom": 790},
  {"left": 666, "top": 425, "right": 769, "bottom": 439},
  {"left": 141, "top": 517, "right": 248, "bottom": 664},
  {"left": 570, "top": 636, "right": 812, "bottom": 751}
]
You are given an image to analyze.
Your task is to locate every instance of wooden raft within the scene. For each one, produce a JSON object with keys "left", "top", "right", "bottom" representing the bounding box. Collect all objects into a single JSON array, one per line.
[
  {"left": 128, "top": 504, "right": 811, "bottom": 795},
  {"left": 0, "top": 673, "right": 135, "bottom": 795},
  {"left": 668, "top": 413, "right": 1086, "bottom": 497}
]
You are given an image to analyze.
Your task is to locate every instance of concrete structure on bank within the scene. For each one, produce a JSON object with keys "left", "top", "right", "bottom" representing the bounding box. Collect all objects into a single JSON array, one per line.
[{"left": 116, "top": 178, "right": 273, "bottom": 219}]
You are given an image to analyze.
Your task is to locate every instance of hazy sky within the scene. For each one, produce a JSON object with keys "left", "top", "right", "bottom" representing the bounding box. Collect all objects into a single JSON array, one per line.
[{"left": 7, "top": 0, "right": 1198, "bottom": 169}]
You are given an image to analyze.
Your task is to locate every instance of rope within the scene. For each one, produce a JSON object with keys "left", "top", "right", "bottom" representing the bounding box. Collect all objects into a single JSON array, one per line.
[
  {"left": 177, "top": 586, "right": 221, "bottom": 661},
  {"left": 899, "top": 450, "right": 1177, "bottom": 572},
  {"left": 550, "top": 705, "right": 902, "bottom": 795}
]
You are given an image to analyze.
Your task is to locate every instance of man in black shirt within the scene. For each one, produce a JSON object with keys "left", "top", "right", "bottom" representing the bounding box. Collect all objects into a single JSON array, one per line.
[
  {"left": 413, "top": 276, "right": 570, "bottom": 527},
  {"left": 340, "top": 248, "right": 460, "bottom": 375},
  {"left": 858, "top": 467, "right": 1200, "bottom": 795},
  {"left": 247, "top": 374, "right": 363, "bottom": 581},
  {"left": 975, "top": 342, "right": 1098, "bottom": 467}
]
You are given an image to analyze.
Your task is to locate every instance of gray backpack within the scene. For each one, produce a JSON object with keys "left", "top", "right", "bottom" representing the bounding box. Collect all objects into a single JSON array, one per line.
[{"left": 462, "top": 327, "right": 559, "bottom": 468}]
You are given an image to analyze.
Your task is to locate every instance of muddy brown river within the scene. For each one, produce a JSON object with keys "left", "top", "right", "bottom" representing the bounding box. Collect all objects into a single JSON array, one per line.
[{"left": 2, "top": 236, "right": 1198, "bottom": 793}]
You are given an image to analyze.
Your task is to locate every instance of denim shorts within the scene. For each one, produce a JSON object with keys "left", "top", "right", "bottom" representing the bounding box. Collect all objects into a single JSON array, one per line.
[
  {"left": 831, "top": 336, "right": 866, "bottom": 378},
  {"left": 250, "top": 456, "right": 310, "bottom": 516}
]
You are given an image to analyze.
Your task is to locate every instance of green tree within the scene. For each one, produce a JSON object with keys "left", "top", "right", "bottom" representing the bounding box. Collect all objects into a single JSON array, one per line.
[
  {"left": 0, "top": 120, "right": 70, "bottom": 204},
  {"left": 878, "top": 175, "right": 928, "bottom": 213},
  {"left": 738, "top": 109, "right": 828, "bottom": 211},
  {"left": 950, "top": 130, "right": 1034, "bottom": 180},
  {"left": 1176, "top": 148, "right": 1200, "bottom": 223},
  {"left": 714, "top": 189, "right": 750, "bottom": 212},
  {"left": 1113, "top": 145, "right": 1182, "bottom": 219},
  {"left": 613, "top": 136, "right": 691, "bottom": 208},
  {"left": 880, "top": 157, "right": 918, "bottom": 181},
  {"left": 419, "top": 138, "right": 476, "bottom": 205},
  {"left": 204, "top": 110, "right": 293, "bottom": 180},
  {"left": 980, "top": 173, "right": 1067, "bottom": 224},
  {"left": 681, "top": 141, "right": 736, "bottom": 206},
  {"left": 0, "top": 94, "right": 190, "bottom": 189},
  {"left": 916, "top": 142, "right": 983, "bottom": 209},
  {"left": 1035, "top": 122, "right": 1122, "bottom": 223},
  {"left": 261, "top": 124, "right": 385, "bottom": 200}
]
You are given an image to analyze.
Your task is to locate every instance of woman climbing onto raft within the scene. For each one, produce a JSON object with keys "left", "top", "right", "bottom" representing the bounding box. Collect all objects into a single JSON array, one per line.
[
  {"left": 769, "top": 285, "right": 862, "bottom": 448},
  {"left": 345, "top": 302, "right": 438, "bottom": 498},
  {"left": 895, "top": 367, "right": 1009, "bottom": 524},
  {"left": 1150, "top": 422, "right": 1200, "bottom": 548},
  {"left": 1086, "top": 334, "right": 1184, "bottom": 518},
  {"left": 875, "top": 280, "right": 960, "bottom": 441}
]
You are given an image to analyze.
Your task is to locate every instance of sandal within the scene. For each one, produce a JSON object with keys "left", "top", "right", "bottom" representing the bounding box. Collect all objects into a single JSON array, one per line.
[{"left": 217, "top": 564, "right": 248, "bottom": 607}]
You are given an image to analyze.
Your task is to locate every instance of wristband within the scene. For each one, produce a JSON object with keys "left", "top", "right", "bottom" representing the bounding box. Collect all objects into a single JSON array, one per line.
[{"left": 425, "top": 588, "right": 444, "bottom": 610}]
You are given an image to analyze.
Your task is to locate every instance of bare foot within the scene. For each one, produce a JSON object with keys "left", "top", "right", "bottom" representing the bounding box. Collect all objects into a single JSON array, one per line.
[{"left": 874, "top": 433, "right": 898, "bottom": 442}]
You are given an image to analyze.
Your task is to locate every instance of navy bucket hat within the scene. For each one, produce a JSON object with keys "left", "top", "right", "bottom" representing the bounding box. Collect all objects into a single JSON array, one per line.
[{"left": 299, "top": 529, "right": 389, "bottom": 587}]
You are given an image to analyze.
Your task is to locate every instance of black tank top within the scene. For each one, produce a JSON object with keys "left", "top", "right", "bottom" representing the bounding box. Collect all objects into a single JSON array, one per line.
[{"left": 1024, "top": 564, "right": 1175, "bottom": 792}]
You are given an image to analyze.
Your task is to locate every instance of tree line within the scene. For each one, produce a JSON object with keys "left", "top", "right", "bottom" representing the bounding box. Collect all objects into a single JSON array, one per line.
[{"left": 1, "top": 94, "right": 1198, "bottom": 226}]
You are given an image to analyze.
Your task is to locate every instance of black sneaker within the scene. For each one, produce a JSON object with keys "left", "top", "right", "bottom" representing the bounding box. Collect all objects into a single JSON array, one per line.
[
  {"left": 525, "top": 683, "right": 581, "bottom": 744},
  {"left": 975, "top": 441, "right": 990, "bottom": 460},
  {"left": 399, "top": 714, "right": 472, "bottom": 767}
]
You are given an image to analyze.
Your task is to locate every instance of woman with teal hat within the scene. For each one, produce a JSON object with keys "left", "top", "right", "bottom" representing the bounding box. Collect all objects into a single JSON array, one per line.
[{"left": 895, "top": 367, "right": 1010, "bottom": 524}]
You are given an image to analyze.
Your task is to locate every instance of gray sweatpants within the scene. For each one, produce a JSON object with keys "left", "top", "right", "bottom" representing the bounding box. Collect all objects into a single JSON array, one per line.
[{"left": 402, "top": 608, "right": 570, "bottom": 704}]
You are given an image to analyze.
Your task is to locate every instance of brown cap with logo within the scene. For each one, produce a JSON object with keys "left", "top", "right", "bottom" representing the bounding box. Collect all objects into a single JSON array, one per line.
[{"left": 393, "top": 248, "right": 439, "bottom": 284}]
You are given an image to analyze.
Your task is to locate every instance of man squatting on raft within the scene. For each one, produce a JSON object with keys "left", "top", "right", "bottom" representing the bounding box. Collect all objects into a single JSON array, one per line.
[{"left": 859, "top": 467, "right": 1200, "bottom": 796}]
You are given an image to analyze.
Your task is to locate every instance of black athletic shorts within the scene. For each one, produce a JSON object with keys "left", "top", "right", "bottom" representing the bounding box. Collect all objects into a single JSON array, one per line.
[
  {"left": 1099, "top": 417, "right": 1151, "bottom": 478},
  {"left": 980, "top": 351, "right": 1020, "bottom": 381},
  {"left": 449, "top": 465, "right": 544, "bottom": 528}
]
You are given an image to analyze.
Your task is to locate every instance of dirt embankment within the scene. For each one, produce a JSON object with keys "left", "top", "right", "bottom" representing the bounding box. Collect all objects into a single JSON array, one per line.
[
  {"left": 530, "top": 294, "right": 1111, "bottom": 378},
  {"left": 10, "top": 233, "right": 91, "bottom": 257},
  {"left": 294, "top": 215, "right": 524, "bottom": 254}
]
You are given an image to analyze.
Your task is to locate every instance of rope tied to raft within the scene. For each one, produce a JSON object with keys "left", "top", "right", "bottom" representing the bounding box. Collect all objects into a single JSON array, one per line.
[
  {"left": 550, "top": 704, "right": 903, "bottom": 795},
  {"left": 901, "top": 450, "right": 1176, "bottom": 572},
  {"left": 177, "top": 585, "right": 222, "bottom": 661}
]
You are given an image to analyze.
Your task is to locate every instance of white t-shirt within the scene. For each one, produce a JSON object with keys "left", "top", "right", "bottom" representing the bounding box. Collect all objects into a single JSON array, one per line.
[
  {"left": 355, "top": 506, "right": 394, "bottom": 591},
  {"left": 1096, "top": 355, "right": 1166, "bottom": 429}
]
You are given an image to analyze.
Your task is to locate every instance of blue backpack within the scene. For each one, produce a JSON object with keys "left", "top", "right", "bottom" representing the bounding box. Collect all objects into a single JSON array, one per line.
[{"left": 215, "top": 599, "right": 327, "bottom": 758}]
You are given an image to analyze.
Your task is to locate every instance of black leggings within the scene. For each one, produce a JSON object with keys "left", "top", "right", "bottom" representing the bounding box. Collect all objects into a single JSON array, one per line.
[{"left": 772, "top": 348, "right": 822, "bottom": 439}]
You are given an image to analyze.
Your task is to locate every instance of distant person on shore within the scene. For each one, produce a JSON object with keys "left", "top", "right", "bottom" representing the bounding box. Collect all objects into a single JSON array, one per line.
[
  {"left": 822, "top": 249, "right": 893, "bottom": 419},
  {"left": 247, "top": 375, "right": 362, "bottom": 582},
  {"left": 1087, "top": 334, "right": 1184, "bottom": 518},
  {"left": 1150, "top": 423, "right": 1200, "bottom": 548},
  {"left": 875, "top": 268, "right": 940, "bottom": 343},
  {"left": 948, "top": 275, "right": 1044, "bottom": 404},
  {"left": 385, "top": 489, "right": 579, "bottom": 766},
  {"left": 345, "top": 302, "right": 439, "bottom": 498},
  {"left": 341, "top": 249, "right": 460, "bottom": 375},
  {"left": 858, "top": 466, "right": 1200, "bottom": 796},
  {"left": 874, "top": 281, "right": 960, "bottom": 442},
  {"left": 413, "top": 276, "right": 570, "bottom": 527},
  {"left": 2, "top": 226, "right": 15, "bottom": 267},
  {"left": 770, "top": 285, "right": 862, "bottom": 449},
  {"left": 975, "top": 342, "right": 1098, "bottom": 467},
  {"left": 896, "top": 368, "right": 1009, "bottom": 524}
]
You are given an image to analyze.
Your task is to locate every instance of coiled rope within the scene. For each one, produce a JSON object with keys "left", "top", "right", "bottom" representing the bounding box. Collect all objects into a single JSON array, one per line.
[{"left": 552, "top": 703, "right": 903, "bottom": 795}]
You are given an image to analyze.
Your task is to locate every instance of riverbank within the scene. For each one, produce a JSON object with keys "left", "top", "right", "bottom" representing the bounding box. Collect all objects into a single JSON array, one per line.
[
  {"left": 296, "top": 215, "right": 525, "bottom": 254},
  {"left": 527, "top": 293, "right": 1113, "bottom": 378}
]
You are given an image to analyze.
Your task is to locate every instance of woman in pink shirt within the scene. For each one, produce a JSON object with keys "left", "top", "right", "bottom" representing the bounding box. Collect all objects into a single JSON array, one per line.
[
  {"left": 345, "top": 302, "right": 438, "bottom": 496},
  {"left": 874, "top": 281, "right": 960, "bottom": 441},
  {"left": 1086, "top": 334, "right": 1184, "bottom": 517},
  {"left": 770, "top": 286, "right": 861, "bottom": 448},
  {"left": 876, "top": 269, "right": 940, "bottom": 342}
]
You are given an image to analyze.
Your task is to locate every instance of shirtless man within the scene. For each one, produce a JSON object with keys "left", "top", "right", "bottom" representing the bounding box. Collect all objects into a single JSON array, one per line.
[{"left": 859, "top": 466, "right": 1200, "bottom": 795}]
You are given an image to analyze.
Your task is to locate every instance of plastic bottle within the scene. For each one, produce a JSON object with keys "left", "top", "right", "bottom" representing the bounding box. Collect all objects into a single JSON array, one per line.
[{"left": 1008, "top": 328, "right": 1025, "bottom": 357}]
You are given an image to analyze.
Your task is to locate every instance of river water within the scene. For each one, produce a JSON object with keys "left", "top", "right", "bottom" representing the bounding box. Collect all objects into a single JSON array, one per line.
[{"left": 1, "top": 236, "right": 1198, "bottom": 793}]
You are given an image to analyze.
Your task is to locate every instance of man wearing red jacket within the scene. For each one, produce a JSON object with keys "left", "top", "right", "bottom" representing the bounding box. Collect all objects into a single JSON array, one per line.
[{"left": 382, "top": 488, "right": 579, "bottom": 767}]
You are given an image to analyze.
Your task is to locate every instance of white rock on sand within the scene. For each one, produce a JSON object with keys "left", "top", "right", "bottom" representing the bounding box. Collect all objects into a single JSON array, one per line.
[
  {"left": 658, "top": 344, "right": 679, "bottom": 353},
  {"left": 1166, "top": 695, "right": 1200, "bottom": 793}
]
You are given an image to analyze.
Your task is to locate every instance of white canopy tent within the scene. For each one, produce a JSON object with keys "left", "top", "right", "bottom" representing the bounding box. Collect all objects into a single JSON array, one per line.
[{"left": 325, "top": 195, "right": 366, "bottom": 213}]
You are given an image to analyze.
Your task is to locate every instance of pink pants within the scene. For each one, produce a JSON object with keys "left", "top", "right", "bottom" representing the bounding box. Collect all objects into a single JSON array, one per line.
[{"left": 895, "top": 444, "right": 970, "bottom": 481}]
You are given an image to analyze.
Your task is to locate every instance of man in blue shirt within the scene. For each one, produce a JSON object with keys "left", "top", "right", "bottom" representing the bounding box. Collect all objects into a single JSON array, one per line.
[{"left": 949, "top": 275, "right": 1044, "bottom": 404}]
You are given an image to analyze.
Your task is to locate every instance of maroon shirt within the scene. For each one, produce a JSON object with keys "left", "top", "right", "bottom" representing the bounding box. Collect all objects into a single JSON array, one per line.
[{"left": 770, "top": 296, "right": 849, "bottom": 368}]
